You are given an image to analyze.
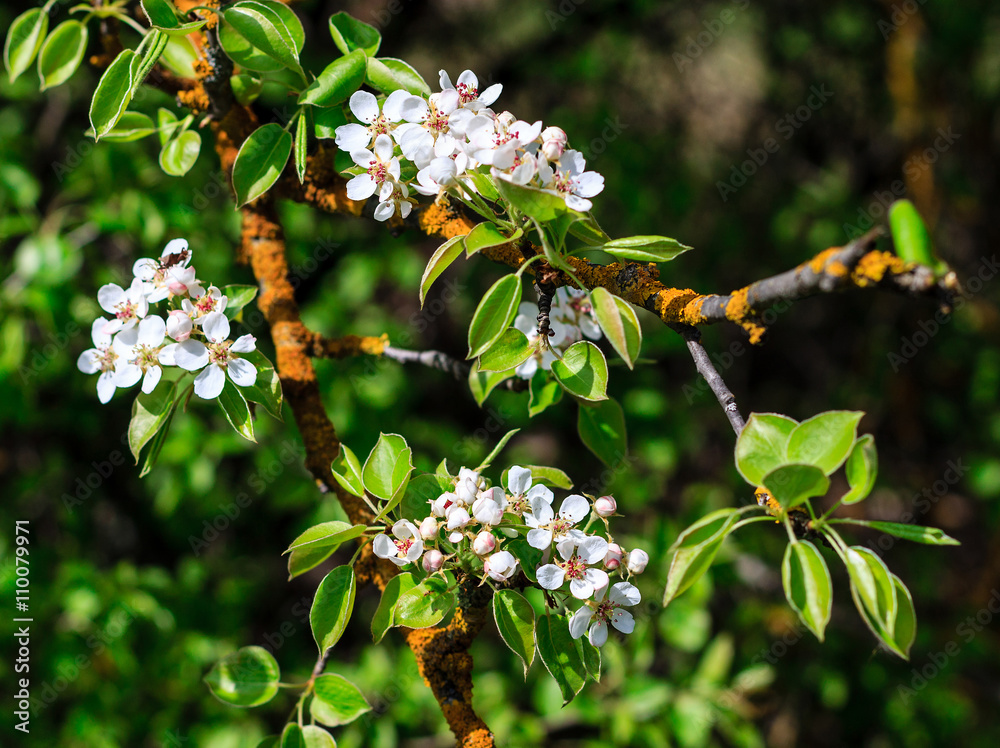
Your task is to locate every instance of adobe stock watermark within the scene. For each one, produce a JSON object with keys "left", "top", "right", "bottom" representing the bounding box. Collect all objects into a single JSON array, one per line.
[
  {"left": 672, "top": 0, "right": 751, "bottom": 72},
  {"left": 878, "top": 0, "right": 928, "bottom": 40},
  {"left": 716, "top": 84, "right": 834, "bottom": 202},
  {"left": 546, "top": 0, "right": 588, "bottom": 30},
  {"left": 887, "top": 254, "right": 998, "bottom": 372},
  {"left": 18, "top": 319, "right": 81, "bottom": 385},
  {"left": 577, "top": 116, "right": 629, "bottom": 162}
]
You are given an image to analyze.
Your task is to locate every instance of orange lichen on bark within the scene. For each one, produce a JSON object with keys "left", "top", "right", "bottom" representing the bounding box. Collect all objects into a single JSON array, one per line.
[
  {"left": 308, "top": 333, "right": 388, "bottom": 358},
  {"left": 418, "top": 202, "right": 478, "bottom": 240},
  {"left": 805, "top": 247, "right": 849, "bottom": 277},
  {"left": 852, "top": 250, "right": 909, "bottom": 287},
  {"left": 648, "top": 287, "right": 703, "bottom": 324}
]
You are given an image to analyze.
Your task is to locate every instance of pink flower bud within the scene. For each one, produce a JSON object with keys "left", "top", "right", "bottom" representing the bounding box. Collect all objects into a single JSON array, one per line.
[
  {"left": 419, "top": 516, "right": 439, "bottom": 541},
  {"left": 604, "top": 542, "right": 623, "bottom": 570},
  {"left": 594, "top": 495, "right": 617, "bottom": 517},
  {"left": 626, "top": 548, "right": 649, "bottom": 574},
  {"left": 473, "top": 530, "right": 497, "bottom": 556},
  {"left": 166, "top": 310, "right": 192, "bottom": 342},
  {"left": 422, "top": 549, "right": 444, "bottom": 573},
  {"left": 541, "top": 126, "right": 567, "bottom": 160}
]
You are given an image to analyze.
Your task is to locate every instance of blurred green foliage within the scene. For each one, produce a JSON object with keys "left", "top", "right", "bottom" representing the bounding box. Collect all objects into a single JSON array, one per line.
[{"left": 2, "top": 1, "right": 999, "bottom": 746}]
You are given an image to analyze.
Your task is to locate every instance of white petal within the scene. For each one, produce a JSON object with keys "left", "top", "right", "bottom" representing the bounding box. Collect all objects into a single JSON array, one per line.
[
  {"left": 457, "top": 69, "right": 479, "bottom": 89},
  {"left": 174, "top": 340, "right": 209, "bottom": 371},
  {"left": 115, "top": 364, "right": 142, "bottom": 388},
  {"left": 137, "top": 315, "right": 166, "bottom": 346},
  {"left": 347, "top": 174, "right": 377, "bottom": 201},
  {"left": 574, "top": 171, "right": 605, "bottom": 198},
  {"left": 569, "top": 606, "right": 592, "bottom": 639},
  {"left": 565, "top": 194, "right": 593, "bottom": 212},
  {"left": 609, "top": 582, "right": 642, "bottom": 607},
  {"left": 349, "top": 90, "right": 379, "bottom": 122},
  {"left": 373, "top": 201, "right": 395, "bottom": 222},
  {"left": 158, "top": 343, "right": 178, "bottom": 366},
  {"left": 555, "top": 538, "right": 577, "bottom": 561},
  {"left": 227, "top": 357, "right": 257, "bottom": 387},
  {"left": 382, "top": 89, "right": 411, "bottom": 120},
  {"left": 193, "top": 364, "right": 225, "bottom": 399},
  {"left": 163, "top": 238, "right": 189, "bottom": 257},
  {"left": 231, "top": 334, "right": 256, "bottom": 353},
  {"left": 132, "top": 257, "right": 157, "bottom": 281},
  {"left": 536, "top": 564, "right": 565, "bottom": 590},
  {"left": 526, "top": 485, "right": 554, "bottom": 505},
  {"left": 202, "top": 312, "right": 230, "bottom": 343},
  {"left": 577, "top": 535, "right": 609, "bottom": 564},
  {"left": 97, "top": 284, "right": 124, "bottom": 313},
  {"left": 588, "top": 621, "right": 608, "bottom": 647},
  {"left": 334, "top": 123, "right": 371, "bottom": 153},
  {"left": 507, "top": 465, "right": 532, "bottom": 495},
  {"left": 584, "top": 568, "right": 609, "bottom": 593},
  {"left": 569, "top": 578, "right": 594, "bottom": 599},
  {"left": 559, "top": 494, "right": 590, "bottom": 523},
  {"left": 611, "top": 609, "right": 635, "bottom": 635},
  {"left": 479, "top": 83, "right": 502, "bottom": 107},
  {"left": 96, "top": 372, "right": 117, "bottom": 403},
  {"left": 77, "top": 350, "right": 100, "bottom": 374},
  {"left": 142, "top": 366, "right": 162, "bottom": 394},
  {"left": 372, "top": 134, "right": 394, "bottom": 161},
  {"left": 90, "top": 318, "right": 112, "bottom": 347},
  {"left": 527, "top": 528, "right": 552, "bottom": 550},
  {"left": 373, "top": 534, "right": 395, "bottom": 559}
]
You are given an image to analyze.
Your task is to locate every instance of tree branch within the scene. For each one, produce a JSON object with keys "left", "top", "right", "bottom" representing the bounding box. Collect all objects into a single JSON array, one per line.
[{"left": 669, "top": 324, "right": 746, "bottom": 436}]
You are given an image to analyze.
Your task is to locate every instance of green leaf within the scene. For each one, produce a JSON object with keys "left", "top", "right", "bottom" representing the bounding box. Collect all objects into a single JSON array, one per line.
[
  {"left": 551, "top": 340, "right": 609, "bottom": 401},
  {"left": 890, "top": 573, "right": 917, "bottom": 659},
  {"left": 495, "top": 178, "right": 569, "bottom": 223},
  {"left": 133, "top": 29, "right": 169, "bottom": 94},
  {"left": 478, "top": 328, "right": 533, "bottom": 372},
  {"left": 159, "top": 130, "right": 201, "bottom": 177},
  {"left": 224, "top": 2, "right": 304, "bottom": 80},
  {"left": 238, "top": 348, "right": 282, "bottom": 420},
  {"left": 362, "top": 433, "right": 413, "bottom": 502},
  {"left": 310, "top": 565, "right": 356, "bottom": 654},
  {"left": 137, "top": 401, "right": 176, "bottom": 478},
  {"left": 889, "top": 199, "right": 933, "bottom": 267},
  {"left": 328, "top": 11, "right": 381, "bottom": 56},
  {"left": 129, "top": 378, "right": 178, "bottom": 461},
  {"left": 280, "top": 724, "right": 304, "bottom": 748},
  {"left": 141, "top": 0, "right": 180, "bottom": 28},
  {"left": 331, "top": 444, "right": 365, "bottom": 498},
  {"left": 590, "top": 288, "right": 642, "bottom": 369},
  {"left": 310, "top": 673, "right": 371, "bottom": 726},
  {"left": 845, "top": 546, "right": 902, "bottom": 656},
  {"left": 467, "top": 274, "right": 522, "bottom": 359},
  {"left": 535, "top": 614, "right": 587, "bottom": 705},
  {"left": 786, "top": 410, "right": 864, "bottom": 475},
  {"left": 372, "top": 572, "right": 416, "bottom": 643},
  {"left": 299, "top": 49, "right": 367, "bottom": 107},
  {"left": 300, "top": 726, "right": 336, "bottom": 748},
  {"left": 528, "top": 371, "right": 562, "bottom": 417},
  {"left": 465, "top": 169, "right": 500, "bottom": 202},
  {"left": 95, "top": 112, "right": 157, "bottom": 143},
  {"left": 5, "top": 8, "right": 48, "bottom": 84},
  {"left": 157, "top": 108, "right": 180, "bottom": 146},
  {"left": 221, "top": 284, "right": 259, "bottom": 318},
  {"left": 468, "top": 359, "right": 515, "bottom": 407},
  {"left": 251, "top": 0, "right": 304, "bottom": 53},
  {"left": 205, "top": 646, "right": 280, "bottom": 707},
  {"left": 577, "top": 397, "right": 627, "bottom": 466},
  {"left": 393, "top": 577, "right": 455, "bottom": 629},
  {"left": 399, "top": 473, "right": 443, "bottom": 523},
  {"left": 476, "top": 428, "right": 520, "bottom": 472},
  {"left": 294, "top": 111, "right": 308, "bottom": 183},
  {"left": 600, "top": 235, "right": 693, "bottom": 263},
  {"left": 89, "top": 50, "right": 141, "bottom": 141},
  {"left": 842, "top": 434, "right": 878, "bottom": 504},
  {"left": 420, "top": 235, "right": 465, "bottom": 307},
  {"left": 219, "top": 379, "right": 256, "bottom": 442},
  {"left": 830, "top": 519, "right": 960, "bottom": 546},
  {"left": 524, "top": 465, "right": 573, "bottom": 490},
  {"left": 493, "top": 589, "right": 535, "bottom": 677},
  {"left": 782, "top": 540, "right": 832, "bottom": 641},
  {"left": 256, "top": 738, "right": 279, "bottom": 748},
  {"left": 232, "top": 123, "right": 293, "bottom": 207},
  {"left": 218, "top": 19, "right": 283, "bottom": 73},
  {"left": 314, "top": 106, "right": 348, "bottom": 140},
  {"left": 506, "top": 539, "right": 542, "bottom": 583},
  {"left": 663, "top": 508, "right": 742, "bottom": 606},
  {"left": 734, "top": 412, "right": 799, "bottom": 485},
  {"left": 464, "top": 222, "right": 523, "bottom": 259},
  {"left": 37, "top": 21, "right": 88, "bottom": 90},
  {"left": 285, "top": 521, "right": 366, "bottom": 555},
  {"left": 230, "top": 73, "right": 263, "bottom": 106},
  {"left": 761, "top": 464, "right": 829, "bottom": 509},
  {"left": 161, "top": 34, "right": 199, "bottom": 77},
  {"left": 287, "top": 545, "right": 337, "bottom": 581},
  {"left": 577, "top": 635, "right": 602, "bottom": 683},
  {"left": 365, "top": 56, "right": 431, "bottom": 95}
]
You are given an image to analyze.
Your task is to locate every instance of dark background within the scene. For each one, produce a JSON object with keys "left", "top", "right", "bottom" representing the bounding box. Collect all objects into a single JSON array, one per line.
[{"left": 2, "top": 0, "right": 999, "bottom": 746}]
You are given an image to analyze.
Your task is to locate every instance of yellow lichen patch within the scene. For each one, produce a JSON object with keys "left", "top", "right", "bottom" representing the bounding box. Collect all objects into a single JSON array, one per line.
[
  {"left": 806, "top": 247, "right": 841, "bottom": 274},
  {"left": 418, "top": 203, "right": 476, "bottom": 240},
  {"left": 651, "top": 287, "right": 702, "bottom": 324},
  {"left": 725, "top": 286, "right": 752, "bottom": 322},
  {"left": 852, "top": 250, "right": 908, "bottom": 287}
]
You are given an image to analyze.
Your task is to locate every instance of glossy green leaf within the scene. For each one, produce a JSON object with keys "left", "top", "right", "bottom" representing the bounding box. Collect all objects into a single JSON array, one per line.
[
  {"left": 287, "top": 544, "right": 337, "bottom": 581},
  {"left": 238, "top": 348, "right": 282, "bottom": 420},
  {"left": 232, "top": 123, "right": 293, "bottom": 207},
  {"left": 890, "top": 573, "right": 917, "bottom": 659},
  {"left": 535, "top": 614, "right": 587, "bottom": 705},
  {"left": 128, "top": 378, "right": 178, "bottom": 461},
  {"left": 478, "top": 328, "right": 533, "bottom": 372},
  {"left": 294, "top": 111, "right": 308, "bottom": 183},
  {"left": 528, "top": 371, "right": 562, "bottom": 416},
  {"left": 420, "top": 235, "right": 465, "bottom": 307},
  {"left": 468, "top": 359, "right": 515, "bottom": 407},
  {"left": 218, "top": 379, "right": 255, "bottom": 442},
  {"left": 157, "top": 108, "right": 180, "bottom": 146},
  {"left": 889, "top": 199, "right": 933, "bottom": 266},
  {"left": 362, "top": 433, "right": 413, "bottom": 502},
  {"left": 251, "top": 0, "right": 304, "bottom": 52},
  {"left": 590, "top": 287, "right": 641, "bottom": 369},
  {"left": 310, "top": 565, "right": 356, "bottom": 654},
  {"left": 577, "top": 397, "right": 627, "bottom": 466},
  {"left": 465, "top": 169, "right": 500, "bottom": 202},
  {"left": 137, "top": 401, "right": 176, "bottom": 478},
  {"left": 230, "top": 73, "right": 263, "bottom": 106},
  {"left": 493, "top": 589, "right": 535, "bottom": 677},
  {"left": 577, "top": 636, "right": 601, "bottom": 683},
  {"left": 467, "top": 274, "right": 522, "bottom": 359},
  {"left": 762, "top": 464, "right": 829, "bottom": 509},
  {"left": 372, "top": 572, "right": 416, "bottom": 643},
  {"left": 89, "top": 50, "right": 141, "bottom": 141},
  {"left": 221, "top": 284, "right": 258, "bottom": 318},
  {"left": 551, "top": 340, "right": 609, "bottom": 401},
  {"left": 205, "top": 646, "right": 280, "bottom": 707},
  {"left": 786, "top": 410, "right": 864, "bottom": 475},
  {"left": 133, "top": 29, "right": 169, "bottom": 93},
  {"left": 224, "top": 4, "right": 304, "bottom": 80},
  {"left": 141, "top": 0, "right": 180, "bottom": 28},
  {"left": 331, "top": 444, "right": 365, "bottom": 498},
  {"left": 464, "top": 222, "right": 522, "bottom": 258},
  {"left": 160, "top": 34, "right": 199, "bottom": 77},
  {"left": 299, "top": 49, "right": 367, "bottom": 107},
  {"left": 218, "top": 19, "right": 283, "bottom": 72},
  {"left": 842, "top": 434, "right": 878, "bottom": 504},
  {"left": 664, "top": 508, "right": 742, "bottom": 605},
  {"left": 310, "top": 673, "right": 371, "bottom": 726},
  {"left": 314, "top": 106, "right": 348, "bottom": 140},
  {"left": 5, "top": 8, "right": 48, "bottom": 83},
  {"left": 734, "top": 412, "right": 799, "bottom": 485},
  {"left": 495, "top": 178, "right": 569, "bottom": 222},
  {"left": 300, "top": 726, "right": 336, "bottom": 748},
  {"left": 285, "top": 521, "right": 366, "bottom": 555},
  {"left": 365, "top": 56, "right": 431, "bottom": 95},
  {"left": 782, "top": 540, "right": 832, "bottom": 641},
  {"left": 328, "top": 11, "right": 381, "bottom": 56},
  {"left": 393, "top": 576, "right": 455, "bottom": 629},
  {"left": 524, "top": 465, "right": 573, "bottom": 490},
  {"left": 830, "top": 519, "right": 959, "bottom": 546},
  {"left": 845, "top": 546, "right": 901, "bottom": 655},
  {"left": 38, "top": 21, "right": 88, "bottom": 90},
  {"left": 600, "top": 235, "right": 693, "bottom": 263},
  {"left": 95, "top": 112, "right": 157, "bottom": 143},
  {"left": 159, "top": 130, "right": 201, "bottom": 176},
  {"left": 280, "top": 724, "right": 304, "bottom": 748},
  {"left": 506, "top": 539, "right": 542, "bottom": 583}
]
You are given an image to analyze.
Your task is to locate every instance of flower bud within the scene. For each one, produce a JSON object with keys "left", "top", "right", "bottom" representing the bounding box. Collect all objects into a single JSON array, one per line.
[
  {"left": 422, "top": 549, "right": 444, "bottom": 573},
  {"left": 541, "top": 126, "right": 567, "bottom": 160},
  {"left": 448, "top": 530, "right": 464, "bottom": 543},
  {"left": 625, "top": 548, "right": 649, "bottom": 574},
  {"left": 473, "top": 530, "right": 497, "bottom": 555},
  {"left": 594, "top": 495, "right": 617, "bottom": 517},
  {"left": 431, "top": 492, "right": 456, "bottom": 518},
  {"left": 166, "top": 310, "right": 192, "bottom": 342},
  {"left": 604, "top": 542, "right": 623, "bottom": 570},
  {"left": 419, "top": 516, "right": 439, "bottom": 541}
]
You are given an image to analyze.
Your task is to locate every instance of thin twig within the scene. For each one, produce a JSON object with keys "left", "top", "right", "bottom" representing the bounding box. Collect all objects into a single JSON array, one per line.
[{"left": 670, "top": 324, "right": 746, "bottom": 436}]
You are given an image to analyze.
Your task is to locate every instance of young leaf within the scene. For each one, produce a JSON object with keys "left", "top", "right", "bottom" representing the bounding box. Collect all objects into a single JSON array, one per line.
[
  {"left": 37, "top": 21, "right": 88, "bottom": 90},
  {"left": 129, "top": 378, "right": 178, "bottom": 461},
  {"left": 161, "top": 34, "right": 199, "bottom": 77},
  {"left": 219, "top": 379, "right": 256, "bottom": 442},
  {"left": 238, "top": 348, "right": 282, "bottom": 420},
  {"left": 830, "top": 519, "right": 959, "bottom": 546},
  {"left": 842, "top": 434, "right": 878, "bottom": 504},
  {"left": 365, "top": 56, "right": 431, "bottom": 95},
  {"left": 300, "top": 726, "right": 335, "bottom": 748},
  {"left": 577, "top": 397, "right": 627, "bottom": 466},
  {"left": 159, "top": 130, "right": 201, "bottom": 177},
  {"left": 250, "top": 0, "right": 304, "bottom": 53},
  {"left": 94, "top": 111, "right": 157, "bottom": 143},
  {"left": 845, "top": 546, "right": 902, "bottom": 656},
  {"left": 468, "top": 359, "right": 516, "bottom": 407},
  {"left": 601, "top": 235, "right": 692, "bottom": 263},
  {"left": 734, "top": 412, "right": 799, "bottom": 485},
  {"left": 328, "top": 11, "right": 381, "bottom": 56},
  {"left": 551, "top": 340, "right": 609, "bottom": 401},
  {"left": 493, "top": 589, "right": 535, "bottom": 677},
  {"left": 476, "top": 428, "right": 520, "bottom": 472},
  {"left": 224, "top": 3, "right": 304, "bottom": 80},
  {"left": 294, "top": 111, "right": 308, "bottom": 183},
  {"left": 372, "top": 572, "right": 416, "bottom": 643},
  {"left": 287, "top": 545, "right": 337, "bottom": 581},
  {"left": 467, "top": 274, "right": 522, "bottom": 359},
  {"left": 314, "top": 106, "right": 348, "bottom": 140},
  {"left": 280, "top": 724, "right": 304, "bottom": 748},
  {"left": 5, "top": 8, "right": 48, "bottom": 84},
  {"left": 420, "top": 235, "right": 465, "bottom": 307},
  {"left": 362, "top": 433, "right": 413, "bottom": 502},
  {"left": 786, "top": 410, "right": 864, "bottom": 475},
  {"left": 393, "top": 577, "right": 455, "bottom": 628},
  {"left": 663, "top": 508, "right": 742, "bottom": 605},
  {"left": 782, "top": 540, "right": 832, "bottom": 641},
  {"left": 590, "top": 287, "right": 642, "bottom": 369},
  {"left": 889, "top": 199, "right": 933, "bottom": 267},
  {"left": 478, "top": 328, "right": 533, "bottom": 372},
  {"left": 89, "top": 50, "right": 141, "bottom": 141},
  {"left": 535, "top": 614, "right": 587, "bottom": 705},
  {"left": 464, "top": 222, "right": 522, "bottom": 258},
  {"left": 495, "top": 178, "right": 569, "bottom": 222},
  {"left": 310, "top": 673, "right": 372, "bottom": 726},
  {"left": 205, "top": 646, "right": 280, "bottom": 707},
  {"left": 232, "top": 123, "right": 293, "bottom": 207},
  {"left": 890, "top": 573, "right": 917, "bottom": 658},
  {"left": 331, "top": 444, "right": 365, "bottom": 498},
  {"left": 141, "top": 0, "right": 181, "bottom": 28},
  {"left": 218, "top": 19, "right": 283, "bottom": 73},
  {"left": 221, "top": 284, "right": 259, "bottom": 318},
  {"left": 528, "top": 371, "right": 562, "bottom": 417},
  {"left": 285, "top": 521, "right": 366, "bottom": 555},
  {"left": 761, "top": 464, "right": 829, "bottom": 509},
  {"left": 298, "top": 49, "right": 367, "bottom": 107},
  {"left": 524, "top": 465, "right": 573, "bottom": 490},
  {"left": 310, "top": 565, "right": 356, "bottom": 654}
]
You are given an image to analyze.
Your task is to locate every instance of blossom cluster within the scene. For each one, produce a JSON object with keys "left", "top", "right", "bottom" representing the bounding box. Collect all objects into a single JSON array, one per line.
[
  {"left": 373, "top": 464, "right": 648, "bottom": 647},
  {"left": 335, "top": 70, "right": 605, "bottom": 221},
  {"left": 513, "top": 287, "right": 603, "bottom": 379},
  {"left": 77, "top": 239, "right": 258, "bottom": 403}
]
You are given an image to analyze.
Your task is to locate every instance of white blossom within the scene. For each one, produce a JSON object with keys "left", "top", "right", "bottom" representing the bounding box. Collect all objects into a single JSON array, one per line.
[
  {"left": 525, "top": 493, "right": 589, "bottom": 550},
  {"left": 483, "top": 549, "right": 518, "bottom": 582},
  {"left": 536, "top": 535, "right": 610, "bottom": 599},
  {"left": 97, "top": 278, "right": 149, "bottom": 335},
  {"left": 335, "top": 90, "right": 411, "bottom": 153},
  {"left": 172, "top": 312, "right": 257, "bottom": 399},
  {"left": 569, "top": 582, "right": 641, "bottom": 647},
  {"left": 113, "top": 315, "right": 169, "bottom": 394},
  {"left": 373, "top": 520, "right": 423, "bottom": 567},
  {"left": 77, "top": 318, "right": 123, "bottom": 404},
  {"left": 505, "top": 465, "right": 554, "bottom": 515}
]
